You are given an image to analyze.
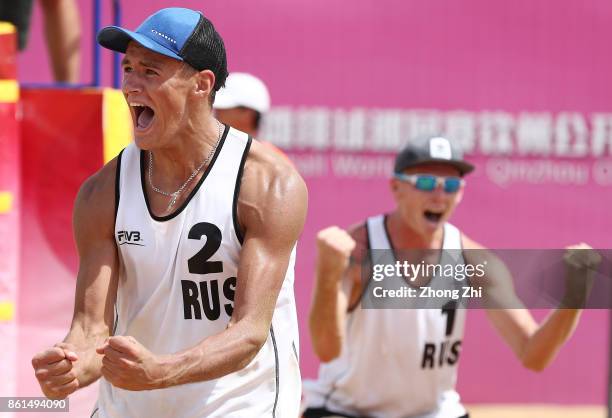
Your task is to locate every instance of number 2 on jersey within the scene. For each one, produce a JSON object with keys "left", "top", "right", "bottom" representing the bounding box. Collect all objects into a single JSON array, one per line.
[
  {"left": 181, "top": 222, "right": 236, "bottom": 321},
  {"left": 187, "top": 222, "right": 223, "bottom": 274}
]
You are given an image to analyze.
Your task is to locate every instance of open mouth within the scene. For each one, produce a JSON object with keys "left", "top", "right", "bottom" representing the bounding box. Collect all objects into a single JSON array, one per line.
[
  {"left": 423, "top": 210, "right": 444, "bottom": 223},
  {"left": 132, "top": 104, "right": 155, "bottom": 131}
]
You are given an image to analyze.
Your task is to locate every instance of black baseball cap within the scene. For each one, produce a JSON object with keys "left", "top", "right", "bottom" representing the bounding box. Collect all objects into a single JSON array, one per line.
[
  {"left": 394, "top": 135, "right": 475, "bottom": 176},
  {"left": 97, "top": 7, "right": 228, "bottom": 91}
]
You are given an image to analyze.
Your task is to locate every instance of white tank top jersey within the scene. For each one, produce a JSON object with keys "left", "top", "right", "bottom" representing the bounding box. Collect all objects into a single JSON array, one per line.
[
  {"left": 304, "top": 215, "right": 467, "bottom": 418},
  {"left": 93, "top": 126, "right": 301, "bottom": 418}
]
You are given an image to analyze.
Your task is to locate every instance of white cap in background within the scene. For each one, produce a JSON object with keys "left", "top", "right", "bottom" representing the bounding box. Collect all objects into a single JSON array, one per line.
[{"left": 213, "top": 72, "right": 271, "bottom": 113}]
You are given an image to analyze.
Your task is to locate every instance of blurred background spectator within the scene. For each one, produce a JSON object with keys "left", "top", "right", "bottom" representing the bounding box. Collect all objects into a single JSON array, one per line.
[
  {"left": 214, "top": 72, "right": 271, "bottom": 137},
  {"left": 0, "top": 0, "right": 80, "bottom": 83}
]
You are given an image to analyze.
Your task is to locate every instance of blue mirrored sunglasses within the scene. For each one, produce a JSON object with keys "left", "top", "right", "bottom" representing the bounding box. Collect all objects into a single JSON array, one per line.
[{"left": 393, "top": 173, "right": 464, "bottom": 193}]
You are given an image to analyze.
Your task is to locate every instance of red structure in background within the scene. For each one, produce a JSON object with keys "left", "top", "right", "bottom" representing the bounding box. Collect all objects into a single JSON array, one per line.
[
  {"left": 15, "top": 88, "right": 113, "bottom": 416},
  {"left": 0, "top": 22, "right": 16, "bottom": 79},
  {"left": 0, "top": 23, "right": 20, "bottom": 409}
]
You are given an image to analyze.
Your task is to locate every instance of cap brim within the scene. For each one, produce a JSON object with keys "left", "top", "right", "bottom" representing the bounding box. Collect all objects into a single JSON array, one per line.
[
  {"left": 97, "top": 26, "right": 183, "bottom": 62},
  {"left": 409, "top": 159, "right": 475, "bottom": 175}
]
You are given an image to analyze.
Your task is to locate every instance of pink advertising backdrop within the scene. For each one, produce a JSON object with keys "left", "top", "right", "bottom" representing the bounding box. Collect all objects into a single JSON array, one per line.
[{"left": 16, "top": 0, "right": 612, "bottom": 407}]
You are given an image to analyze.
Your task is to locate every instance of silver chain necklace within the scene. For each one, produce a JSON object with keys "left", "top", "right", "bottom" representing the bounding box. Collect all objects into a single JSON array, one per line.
[{"left": 148, "top": 120, "right": 223, "bottom": 211}]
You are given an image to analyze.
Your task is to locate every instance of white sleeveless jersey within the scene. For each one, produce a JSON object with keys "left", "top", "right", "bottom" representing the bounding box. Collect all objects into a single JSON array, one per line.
[
  {"left": 94, "top": 126, "right": 301, "bottom": 418},
  {"left": 304, "top": 215, "right": 467, "bottom": 418}
]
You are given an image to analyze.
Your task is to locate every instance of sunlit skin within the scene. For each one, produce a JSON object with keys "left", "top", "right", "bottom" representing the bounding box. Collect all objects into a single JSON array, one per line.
[{"left": 387, "top": 163, "right": 464, "bottom": 249}]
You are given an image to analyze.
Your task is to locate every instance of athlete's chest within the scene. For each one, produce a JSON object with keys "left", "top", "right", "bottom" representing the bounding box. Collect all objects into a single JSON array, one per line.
[{"left": 116, "top": 200, "right": 241, "bottom": 315}]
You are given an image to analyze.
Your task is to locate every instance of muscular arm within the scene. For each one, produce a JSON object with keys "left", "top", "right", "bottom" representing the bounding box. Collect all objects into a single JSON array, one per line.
[
  {"left": 464, "top": 236, "right": 587, "bottom": 372},
  {"left": 487, "top": 308, "right": 582, "bottom": 372},
  {"left": 32, "top": 159, "right": 119, "bottom": 397},
  {"left": 65, "top": 160, "right": 119, "bottom": 386},
  {"left": 158, "top": 143, "right": 308, "bottom": 386},
  {"left": 309, "top": 225, "right": 365, "bottom": 362}
]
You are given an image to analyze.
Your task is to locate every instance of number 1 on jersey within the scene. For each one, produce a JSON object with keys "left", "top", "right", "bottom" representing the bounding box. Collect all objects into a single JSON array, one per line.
[{"left": 441, "top": 301, "right": 457, "bottom": 337}]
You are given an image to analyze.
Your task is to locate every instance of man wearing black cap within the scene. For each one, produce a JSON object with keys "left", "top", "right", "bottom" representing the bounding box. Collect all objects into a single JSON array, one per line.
[
  {"left": 303, "top": 135, "right": 597, "bottom": 418},
  {"left": 31, "top": 8, "right": 306, "bottom": 417}
]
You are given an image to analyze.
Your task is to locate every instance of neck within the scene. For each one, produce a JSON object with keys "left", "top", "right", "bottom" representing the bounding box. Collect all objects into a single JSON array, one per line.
[
  {"left": 386, "top": 210, "right": 444, "bottom": 249},
  {"left": 149, "top": 116, "right": 223, "bottom": 187}
]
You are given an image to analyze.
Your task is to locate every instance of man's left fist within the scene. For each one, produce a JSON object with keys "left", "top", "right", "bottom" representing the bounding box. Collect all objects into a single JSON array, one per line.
[
  {"left": 561, "top": 243, "right": 602, "bottom": 308},
  {"left": 96, "top": 336, "right": 166, "bottom": 391},
  {"left": 563, "top": 243, "right": 602, "bottom": 270}
]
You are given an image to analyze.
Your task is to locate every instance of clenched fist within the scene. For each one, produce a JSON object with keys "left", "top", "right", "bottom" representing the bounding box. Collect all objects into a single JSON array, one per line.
[
  {"left": 562, "top": 243, "right": 602, "bottom": 308},
  {"left": 563, "top": 243, "right": 602, "bottom": 270},
  {"left": 316, "top": 226, "right": 357, "bottom": 275},
  {"left": 97, "top": 335, "right": 166, "bottom": 391},
  {"left": 32, "top": 343, "right": 79, "bottom": 400}
]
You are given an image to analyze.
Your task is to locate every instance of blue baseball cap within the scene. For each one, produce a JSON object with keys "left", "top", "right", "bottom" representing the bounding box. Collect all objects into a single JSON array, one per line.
[{"left": 97, "top": 7, "right": 228, "bottom": 90}]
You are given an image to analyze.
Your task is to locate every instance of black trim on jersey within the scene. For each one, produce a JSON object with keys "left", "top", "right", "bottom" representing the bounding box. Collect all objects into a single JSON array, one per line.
[
  {"left": 114, "top": 149, "right": 124, "bottom": 222},
  {"left": 139, "top": 124, "right": 230, "bottom": 222},
  {"left": 347, "top": 221, "right": 372, "bottom": 313},
  {"left": 270, "top": 326, "right": 280, "bottom": 418},
  {"left": 112, "top": 305, "right": 119, "bottom": 336},
  {"left": 382, "top": 213, "right": 394, "bottom": 251},
  {"left": 292, "top": 340, "right": 299, "bottom": 362},
  {"left": 89, "top": 407, "right": 99, "bottom": 418},
  {"left": 232, "top": 136, "right": 252, "bottom": 244}
]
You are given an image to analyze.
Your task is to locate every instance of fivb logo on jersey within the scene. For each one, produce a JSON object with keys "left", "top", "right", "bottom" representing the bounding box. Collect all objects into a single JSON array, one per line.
[{"left": 117, "top": 230, "right": 145, "bottom": 246}]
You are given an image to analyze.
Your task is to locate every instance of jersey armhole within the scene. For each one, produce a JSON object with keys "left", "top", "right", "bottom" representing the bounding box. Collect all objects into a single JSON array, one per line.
[
  {"left": 347, "top": 222, "right": 372, "bottom": 313},
  {"left": 114, "top": 149, "right": 124, "bottom": 225},
  {"left": 232, "top": 136, "right": 253, "bottom": 245}
]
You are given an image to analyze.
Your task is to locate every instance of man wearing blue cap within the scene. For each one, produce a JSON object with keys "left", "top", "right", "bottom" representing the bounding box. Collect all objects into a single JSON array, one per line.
[
  {"left": 303, "top": 135, "right": 598, "bottom": 418},
  {"left": 31, "top": 8, "right": 306, "bottom": 417}
]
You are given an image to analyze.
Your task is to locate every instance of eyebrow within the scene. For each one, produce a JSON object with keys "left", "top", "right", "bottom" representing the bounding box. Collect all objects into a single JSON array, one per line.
[{"left": 120, "top": 57, "right": 163, "bottom": 70}]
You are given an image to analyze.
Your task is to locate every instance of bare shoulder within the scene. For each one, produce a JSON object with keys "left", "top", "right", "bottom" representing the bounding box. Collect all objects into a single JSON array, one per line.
[
  {"left": 243, "top": 139, "right": 306, "bottom": 193},
  {"left": 73, "top": 157, "right": 120, "bottom": 242},
  {"left": 238, "top": 140, "right": 308, "bottom": 237}
]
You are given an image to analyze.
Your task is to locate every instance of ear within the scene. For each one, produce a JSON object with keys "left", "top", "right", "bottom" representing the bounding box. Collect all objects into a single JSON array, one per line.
[
  {"left": 453, "top": 187, "right": 464, "bottom": 206},
  {"left": 194, "top": 69, "right": 216, "bottom": 99},
  {"left": 389, "top": 178, "right": 400, "bottom": 198}
]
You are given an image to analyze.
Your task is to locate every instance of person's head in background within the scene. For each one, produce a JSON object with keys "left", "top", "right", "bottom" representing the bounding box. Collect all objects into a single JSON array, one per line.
[
  {"left": 390, "top": 135, "right": 474, "bottom": 240},
  {"left": 214, "top": 72, "right": 270, "bottom": 137}
]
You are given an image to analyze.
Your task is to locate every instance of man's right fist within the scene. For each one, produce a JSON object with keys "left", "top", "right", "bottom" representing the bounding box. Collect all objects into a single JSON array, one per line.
[
  {"left": 32, "top": 344, "right": 79, "bottom": 400},
  {"left": 316, "top": 226, "right": 357, "bottom": 272}
]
